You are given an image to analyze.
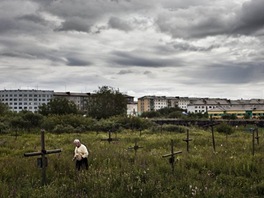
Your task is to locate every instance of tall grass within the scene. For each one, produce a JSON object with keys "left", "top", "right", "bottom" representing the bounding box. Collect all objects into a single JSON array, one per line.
[{"left": 0, "top": 127, "right": 263, "bottom": 197}]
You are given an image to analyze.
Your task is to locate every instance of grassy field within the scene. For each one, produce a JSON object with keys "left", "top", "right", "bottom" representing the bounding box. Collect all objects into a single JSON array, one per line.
[{"left": 0, "top": 126, "right": 264, "bottom": 198}]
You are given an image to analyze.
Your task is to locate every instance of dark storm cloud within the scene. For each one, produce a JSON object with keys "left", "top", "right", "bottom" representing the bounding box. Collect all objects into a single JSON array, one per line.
[
  {"left": 111, "top": 51, "right": 182, "bottom": 67},
  {"left": 1, "top": 0, "right": 264, "bottom": 99},
  {"left": 233, "top": 0, "right": 264, "bottom": 35},
  {"left": 156, "top": 0, "right": 264, "bottom": 38}
]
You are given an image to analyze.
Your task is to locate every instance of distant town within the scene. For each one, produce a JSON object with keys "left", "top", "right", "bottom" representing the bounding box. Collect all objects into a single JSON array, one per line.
[{"left": 1, "top": 89, "right": 264, "bottom": 119}]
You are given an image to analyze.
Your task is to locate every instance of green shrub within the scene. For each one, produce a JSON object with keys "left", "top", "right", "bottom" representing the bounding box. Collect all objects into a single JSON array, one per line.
[{"left": 216, "top": 123, "right": 234, "bottom": 135}]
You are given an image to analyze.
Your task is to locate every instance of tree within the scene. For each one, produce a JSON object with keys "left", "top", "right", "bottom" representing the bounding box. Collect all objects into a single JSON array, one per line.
[
  {"left": 86, "top": 86, "right": 127, "bottom": 119},
  {"left": 141, "top": 111, "right": 161, "bottom": 118},
  {"left": 0, "top": 102, "right": 9, "bottom": 115},
  {"left": 39, "top": 98, "right": 78, "bottom": 116}
]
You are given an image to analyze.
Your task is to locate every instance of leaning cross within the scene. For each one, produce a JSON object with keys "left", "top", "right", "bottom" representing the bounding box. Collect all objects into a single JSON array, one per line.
[
  {"left": 162, "top": 139, "right": 182, "bottom": 173},
  {"left": 101, "top": 130, "right": 119, "bottom": 144},
  {"left": 24, "top": 129, "right": 61, "bottom": 185},
  {"left": 209, "top": 115, "right": 218, "bottom": 152}
]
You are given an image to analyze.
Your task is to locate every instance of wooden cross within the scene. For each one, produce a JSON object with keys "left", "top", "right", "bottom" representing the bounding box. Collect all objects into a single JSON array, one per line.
[
  {"left": 162, "top": 139, "right": 182, "bottom": 173},
  {"left": 128, "top": 140, "right": 143, "bottom": 156},
  {"left": 182, "top": 129, "right": 192, "bottom": 152},
  {"left": 210, "top": 115, "right": 216, "bottom": 152},
  {"left": 101, "top": 130, "right": 119, "bottom": 144},
  {"left": 255, "top": 127, "right": 260, "bottom": 145},
  {"left": 24, "top": 129, "right": 61, "bottom": 185}
]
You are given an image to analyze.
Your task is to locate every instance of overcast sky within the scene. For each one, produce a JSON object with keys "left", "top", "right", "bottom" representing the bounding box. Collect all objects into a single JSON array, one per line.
[{"left": 1, "top": 0, "right": 264, "bottom": 99}]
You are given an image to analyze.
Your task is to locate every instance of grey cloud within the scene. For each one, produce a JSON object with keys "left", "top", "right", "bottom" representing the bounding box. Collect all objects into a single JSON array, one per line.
[
  {"left": 66, "top": 57, "right": 92, "bottom": 66},
  {"left": 156, "top": 0, "right": 264, "bottom": 38},
  {"left": 108, "top": 17, "right": 133, "bottom": 31},
  {"left": 143, "top": 71, "right": 152, "bottom": 75},
  {"left": 57, "top": 17, "right": 91, "bottom": 32},
  {"left": 0, "top": 18, "right": 18, "bottom": 33},
  {"left": 171, "top": 41, "right": 220, "bottom": 52},
  {"left": 112, "top": 51, "right": 182, "bottom": 67},
  {"left": 233, "top": 0, "right": 264, "bottom": 35},
  {"left": 17, "top": 14, "right": 46, "bottom": 24},
  {"left": 186, "top": 62, "right": 264, "bottom": 84},
  {"left": 117, "top": 69, "right": 134, "bottom": 74}
]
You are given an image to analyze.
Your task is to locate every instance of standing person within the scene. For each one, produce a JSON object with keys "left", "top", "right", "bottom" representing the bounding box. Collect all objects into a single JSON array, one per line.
[{"left": 72, "top": 139, "right": 89, "bottom": 170}]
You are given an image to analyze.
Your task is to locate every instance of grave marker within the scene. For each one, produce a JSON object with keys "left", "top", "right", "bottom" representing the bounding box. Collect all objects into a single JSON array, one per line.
[
  {"left": 101, "top": 130, "right": 119, "bottom": 143},
  {"left": 128, "top": 140, "right": 143, "bottom": 156},
  {"left": 182, "top": 129, "right": 192, "bottom": 152},
  {"left": 255, "top": 127, "right": 260, "bottom": 145},
  {"left": 162, "top": 139, "right": 182, "bottom": 173},
  {"left": 209, "top": 115, "right": 217, "bottom": 152},
  {"left": 24, "top": 129, "right": 61, "bottom": 185}
]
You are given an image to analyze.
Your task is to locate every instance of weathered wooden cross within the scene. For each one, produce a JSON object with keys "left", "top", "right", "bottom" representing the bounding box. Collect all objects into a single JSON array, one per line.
[
  {"left": 209, "top": 115, "right": 217, "bottom": 152},
  {"left": 128, "top": 140, "right": 143, "bottom": 156},
  {"left": 24, "top": 129, "right": 61, "bottom": 185},
  {"left": 162, "top": 139, "right": 182, "bottom": 173},
  {"left": 255, "top": 127, "right": 260, "bottom": 145},
  {"left": 101, "top": 130, "right": 119, "bottom": 143},
  {"left": 182, "top": 129, "right": 192, "bottom": 152},
  {"left": 249, "top": 127, "right": 260, "bottom": 156}
]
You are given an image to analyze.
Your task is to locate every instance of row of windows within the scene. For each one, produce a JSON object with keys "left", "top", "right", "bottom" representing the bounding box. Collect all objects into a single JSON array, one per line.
[
  {"left": 194, "top": 106, "right": 221, "bottom": 109},
  {"left": 10, "top": 106, "right": 38, "bottom": 110},
  {"left": 4, "top": 102, "right": 43, "bottom": 106},
  {"left": 1, "top": 94, "right": 52, "bottom": 97},
  {"left": 1, "top": 98, "right": 50, "bottom": 102}
]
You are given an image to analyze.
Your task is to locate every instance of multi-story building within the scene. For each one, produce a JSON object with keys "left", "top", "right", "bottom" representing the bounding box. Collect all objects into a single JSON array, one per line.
[
  {"left": 187, "top": 98, "right": 230, "bottom": 114},
  {"left": 53, "top": 92, "right": 91, "bottom": 112},
  {"left": 137, "top": 95, "right": 196, "bottom": 114},
  {"left": 137, "top": 96, "right": 155, "bottom": 114},
  {"left": 0, "top": 89, "right": 53, "bottom": 113},
  {"left": 208, "top": 105, "right": 264, "bottom": 119},
  {"left": 187, "top": 98, "right": 264, "bottom": 117},
  {"left": 54, "top": 92, "right": 137, "bottom": 115}
]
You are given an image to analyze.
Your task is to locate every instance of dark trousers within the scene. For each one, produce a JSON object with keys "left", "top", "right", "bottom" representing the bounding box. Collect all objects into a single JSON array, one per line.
[{"left": 76, "top": 158, "right": 88, "bottom": 170}]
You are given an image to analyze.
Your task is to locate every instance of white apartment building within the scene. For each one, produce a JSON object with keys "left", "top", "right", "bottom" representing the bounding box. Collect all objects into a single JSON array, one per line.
[
  {"left": 154, "top": 96, "right": 168, "bottom": 111},
  {"left": 127, "top": 102, "right": 138, "bottom": 116},
  {"left": 187, "top": 98, "right": 230, "bottom": 114},
  {"left": 0, "top": 89, "right": 54, "bottom": 113}
]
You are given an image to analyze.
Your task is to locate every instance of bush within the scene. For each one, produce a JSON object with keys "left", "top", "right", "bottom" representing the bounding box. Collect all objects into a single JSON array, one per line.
[{"left": 216, "top": 123, "right": 234, "bottom": 135}]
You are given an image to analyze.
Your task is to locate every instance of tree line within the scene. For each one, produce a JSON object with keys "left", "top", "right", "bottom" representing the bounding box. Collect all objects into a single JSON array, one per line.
[
  {"left": 0, "top": 86, "right": 238, "bottom": 134},
  {"left": 0, "top": 86, "right": 154, "bottom": 134}
]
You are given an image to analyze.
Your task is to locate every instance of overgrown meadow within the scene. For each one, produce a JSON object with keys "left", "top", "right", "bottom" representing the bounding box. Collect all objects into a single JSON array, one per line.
[{"left": 1, "top": 126, "right": 264, "bottom": 198}]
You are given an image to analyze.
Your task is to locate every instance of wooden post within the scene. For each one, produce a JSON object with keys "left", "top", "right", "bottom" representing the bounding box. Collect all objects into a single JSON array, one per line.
[
  {"left": 255, "top": 128, "right": 260, "bottom": 145},
  {"left": 101, "top": 130, "right": 119, "bottom": 143},
  {"left": 24, "top": 129, "right": 61, "bottom": 185},
  {"left": 183, "top": 129, "right": 192, "bottom": 152},
  {"left": 162, "top": 139, "right": 182, "bottom": 173},
  {"left": 251, "top": 128, "right": 255, "bottom": 156},
  {"left": 210, "top": 115, "right": 216, "bottom": 152}
]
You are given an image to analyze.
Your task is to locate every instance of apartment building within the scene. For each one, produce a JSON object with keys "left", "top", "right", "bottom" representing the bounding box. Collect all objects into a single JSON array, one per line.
[
  {"left": 138, "top": 96, "right": 186, "bottom": 114},
  {"left": 137, "top": 96, "right": 168, "bottom": 114},
  {"left": 53, "top": 92, "right": 91, "bottom": 112},
  {"left": 187, "top": 98, "right": 264, "bottom": 116},
  {"left": 187, "top": 98, "right": 230, "bottom": 114},
  {"left": 0, "top": 89, "right": 53, "bottom": 113}
]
